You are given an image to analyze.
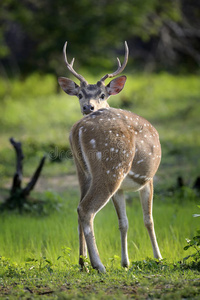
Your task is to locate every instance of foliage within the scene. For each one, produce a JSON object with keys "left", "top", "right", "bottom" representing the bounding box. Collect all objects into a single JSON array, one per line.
[
  {"left": 183, "top": 205, "right": 200, "bottom": 270},
  {"left": 0, "top": 0, "right": 200, "bottom": 74},
  {"left": 25, "top": 256, "right": 54, "bottom": 274},
  {"left": 184, "top": 231, "right": 200, "bottom": 266},
  {"left": 0, "top": 190, "right": 64, "bottom": 216}
]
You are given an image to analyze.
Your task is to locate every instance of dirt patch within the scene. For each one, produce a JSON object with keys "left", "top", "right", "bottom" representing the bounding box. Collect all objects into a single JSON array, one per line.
[
  {"left": 0, "top": 174, "right": 79, "bottom": 201},
  {"left": 36, "top": 174, "right": 79, "bottom": 192}
]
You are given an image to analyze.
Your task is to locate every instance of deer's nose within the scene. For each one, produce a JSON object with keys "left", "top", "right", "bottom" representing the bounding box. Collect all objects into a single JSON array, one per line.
[{"left": 83, "top": 104, "right": 94, "bottom": 115}]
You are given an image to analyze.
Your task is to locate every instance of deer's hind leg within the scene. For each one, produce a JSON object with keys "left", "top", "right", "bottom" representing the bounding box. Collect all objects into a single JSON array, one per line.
[
  {"left": 77, "top": 166, "right": 89, "bottom": 269},
  {"left": 77, "top": 171, "right": 127, "bottom": 273},
  {"left": 139, "top": 179, "right": 162, "bottom": 259},
  {"left": 77, "top": 184, "right": 114, "bottom": 273},
  {"left": 112, "top": 190, "right": 129, "bottom": 267},
  {"left": 72, "top": 151, "right": 91, "bottom": 270}
]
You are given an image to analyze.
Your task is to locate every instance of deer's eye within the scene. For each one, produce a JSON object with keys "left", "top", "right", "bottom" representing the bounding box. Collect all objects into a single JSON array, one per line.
[
  {"left": 100, "top": 94, "right": 105, "bottom": 100},
  {"left": 78, "top": 93, "right": 83, "bottom": 99}
]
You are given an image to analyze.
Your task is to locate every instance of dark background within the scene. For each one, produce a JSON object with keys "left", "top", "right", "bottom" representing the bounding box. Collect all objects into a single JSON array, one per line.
[{"left": 1, "top": 0, "right": 200, "bottom": 77}]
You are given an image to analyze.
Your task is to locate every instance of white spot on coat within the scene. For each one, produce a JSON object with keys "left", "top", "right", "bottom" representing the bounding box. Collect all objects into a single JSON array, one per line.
[
  {"left": 129, "top": 170, "right": 134, "bottom": 175},
  {"left": 84, "top": 226, "right": 91, "bottom": 235},
  {"left": 137, "top": 159, "right": 144, "bottom": 164},
  {"left": 134, "top": 174, "right": 140, "bottom": 178},
  {"left": 96, "top": 152, "right": 102, "bottom": 160},
  {"left": 90, "top": 139, "right": 96, "bottom": 148}
]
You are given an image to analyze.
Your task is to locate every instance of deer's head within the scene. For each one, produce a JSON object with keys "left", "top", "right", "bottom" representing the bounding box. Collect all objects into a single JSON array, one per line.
[{"left": 58, "top": 42, "right": 128, "bottom": 115}]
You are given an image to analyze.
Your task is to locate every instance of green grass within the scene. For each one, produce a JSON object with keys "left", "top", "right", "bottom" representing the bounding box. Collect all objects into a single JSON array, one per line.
[
  {"left": 0, "top": 190, "right": 200, "bottom": 299},
  {"left": 1, "top": 257, "right": 200, "bottom": 299},
  {"left": 0, "top": 190, "right": 199, "bottom": 265}
]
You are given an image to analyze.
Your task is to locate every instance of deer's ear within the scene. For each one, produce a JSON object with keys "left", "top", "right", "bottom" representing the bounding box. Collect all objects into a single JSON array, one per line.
[
  {"left": 58, "top": 77, "right": 79, "bottom": 96},
  {"left": 106, "top": 76, "right": 127, "bottom": 95}
]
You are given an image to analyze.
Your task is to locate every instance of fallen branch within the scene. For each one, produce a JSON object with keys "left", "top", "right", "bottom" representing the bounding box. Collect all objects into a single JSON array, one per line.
[
  {"left": 1, "top": 138, "right": 46, "bottom": 212},
  {"left": 10, "top": 137, "right": 24, "bottom": 194}
]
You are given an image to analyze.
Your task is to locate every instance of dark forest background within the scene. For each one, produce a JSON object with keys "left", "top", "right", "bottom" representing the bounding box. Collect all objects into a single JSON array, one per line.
[{"left": 0, "top": 0, "right": 200, "bottom": 77}]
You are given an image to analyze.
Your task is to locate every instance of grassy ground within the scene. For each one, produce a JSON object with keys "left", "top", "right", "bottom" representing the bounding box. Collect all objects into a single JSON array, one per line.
[
  {"left": 1, "top": 257, "right": 200, "bottom": 299},
  {"left": 0, "top": 191, "right": 198, "bottom": 264},
  {"left": 0, "top": 73, "right": 200, "bottom": 298},
  {"left": 0, "top": 191, "right": 200, "bottom": 299}
]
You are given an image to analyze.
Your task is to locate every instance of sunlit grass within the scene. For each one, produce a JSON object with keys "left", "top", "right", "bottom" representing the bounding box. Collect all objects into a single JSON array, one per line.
[{"left": 0, "top": 190, "right": 198, "bottom": 267}]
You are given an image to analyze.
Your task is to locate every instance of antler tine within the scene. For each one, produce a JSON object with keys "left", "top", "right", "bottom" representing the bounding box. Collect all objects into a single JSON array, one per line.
[
  {"left": 63, "top": 41, "right": 87, "bottom": 83},
  {"left": 116, "top": 57, "right": 122, "bottom": 67},
  {"left": 100, "top": 41, "right": 129, "bottom": 82}
]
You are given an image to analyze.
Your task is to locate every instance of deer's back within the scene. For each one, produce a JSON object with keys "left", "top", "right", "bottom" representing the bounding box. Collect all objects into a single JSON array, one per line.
[{"left": 70, "top": 108, "right": 161, "bottom": 190}]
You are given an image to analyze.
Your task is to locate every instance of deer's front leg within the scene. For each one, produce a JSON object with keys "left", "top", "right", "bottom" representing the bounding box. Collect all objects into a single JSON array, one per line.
[
  {"left": 139, "top": 179, "right": 162, "bottom": 259},
  {"left": 112, "top": 190, "right": 129, "bottom": 268}
]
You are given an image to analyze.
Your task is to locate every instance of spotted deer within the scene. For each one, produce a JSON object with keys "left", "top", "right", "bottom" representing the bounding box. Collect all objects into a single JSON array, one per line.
[{"left": 58, "top": 41, "right": 162, "bottom": 273}]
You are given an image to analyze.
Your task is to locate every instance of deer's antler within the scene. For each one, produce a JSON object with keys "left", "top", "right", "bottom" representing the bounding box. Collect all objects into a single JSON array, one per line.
[
  {"left": 63, "top": 41, "right": 87, "bottom": 84},
  {"left": 100, "top": 41, "right": 129, "bottom": 82}
]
